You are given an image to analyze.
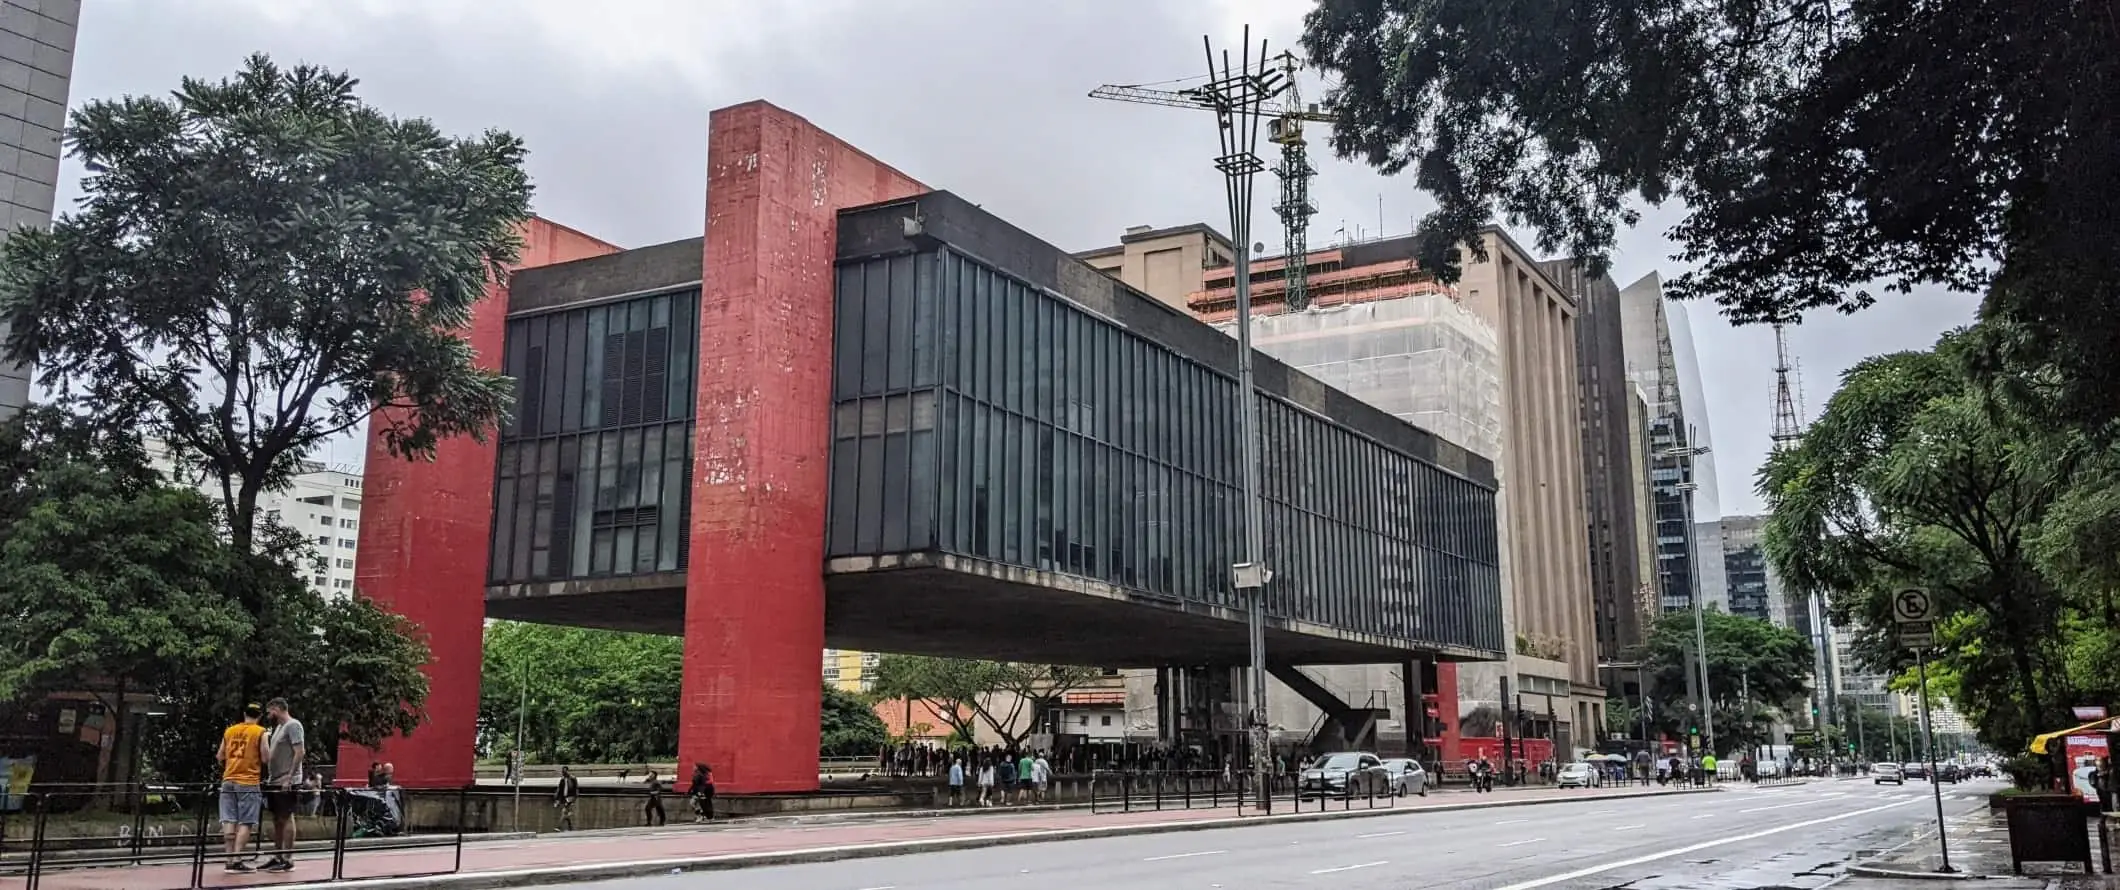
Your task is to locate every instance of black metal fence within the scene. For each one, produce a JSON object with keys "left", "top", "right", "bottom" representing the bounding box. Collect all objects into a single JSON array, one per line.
[
  {"left": 1088, "top": 769, "right": 1406, "bottom": 816},
  {"left": 0, "top": 783, "right": 471, "bottom": 890}
]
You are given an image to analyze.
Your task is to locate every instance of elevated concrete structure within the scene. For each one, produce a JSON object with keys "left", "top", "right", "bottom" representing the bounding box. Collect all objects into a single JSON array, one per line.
[{"left": 348, "top": 102, "right": 1505, "bottom": 793}]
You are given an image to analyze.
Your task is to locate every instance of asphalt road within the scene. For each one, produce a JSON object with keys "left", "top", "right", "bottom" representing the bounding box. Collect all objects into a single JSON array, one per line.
[{"left": 561, "top": 777, "right": 2004, "bottom": 890}]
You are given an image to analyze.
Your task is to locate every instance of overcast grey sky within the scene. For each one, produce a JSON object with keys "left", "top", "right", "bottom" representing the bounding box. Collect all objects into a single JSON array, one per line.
[{"left": 64, "top": 0, "right": 1982, "bottom": 516}]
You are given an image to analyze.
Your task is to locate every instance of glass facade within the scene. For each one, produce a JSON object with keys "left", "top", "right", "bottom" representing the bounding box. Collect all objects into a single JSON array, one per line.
[
  {"left": 488, "top": 289, "right": 699, "bottom": 585},
  {"left": 826, "top": 248, "right": 1503, "bottom": 655}
]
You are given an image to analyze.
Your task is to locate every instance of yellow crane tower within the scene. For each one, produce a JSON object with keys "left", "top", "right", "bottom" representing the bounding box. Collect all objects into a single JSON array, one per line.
[{"left": 1089, "top": 51, "right": 1331, "bottom": 310}]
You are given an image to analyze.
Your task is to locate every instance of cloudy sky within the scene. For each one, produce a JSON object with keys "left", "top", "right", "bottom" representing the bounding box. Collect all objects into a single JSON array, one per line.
[{"left": 63, "top": 0, "right": 1982, "bottom": 516}]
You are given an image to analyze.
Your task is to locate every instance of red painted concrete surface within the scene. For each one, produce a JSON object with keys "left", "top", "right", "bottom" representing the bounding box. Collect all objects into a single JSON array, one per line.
[
  {"left": 336, "top": 219, "right": 621, "bottom": 790},
  {"left": 681, "top": 101, "right": 926, "bottom": 794},
  {"left": 15, "top": 783, "right": 1701, "bottom": 890}
]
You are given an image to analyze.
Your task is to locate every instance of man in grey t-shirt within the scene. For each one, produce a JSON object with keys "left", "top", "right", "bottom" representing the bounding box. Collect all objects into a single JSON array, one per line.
[{"left": 260, "top": 698, "right": 306, "bottom": 873}]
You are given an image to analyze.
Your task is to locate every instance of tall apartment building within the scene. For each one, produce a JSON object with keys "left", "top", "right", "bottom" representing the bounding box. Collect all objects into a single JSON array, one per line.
[
  {"left": 1083, "top": 224, "right": 1605, "bottom": 753},
  {"left": 0, "top": 0, "right": 80, "bottom": 422},
  {"left": 1541, "top": 260, "right": 1648, "bottom": 668},
  {"left": 147, "top": 441, "right": 366, "bottom": 601}
]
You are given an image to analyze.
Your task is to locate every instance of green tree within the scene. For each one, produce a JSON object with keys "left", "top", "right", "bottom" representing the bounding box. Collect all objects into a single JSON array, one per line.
[
  {"left": 1301, "top": 0, "right": 2119, "bottom": 428},
  {"left": 0, "top": 408, "right": 250, "bottom": 726},
  {"left": 870, "top": 656, "right": 1106, "bottom": 750},
  {"left": 0, "top": 53, "right": 532, "bottom": 557},
  {"left": 477, "top": 621, "right": 682, "bottom": 764},
  {"left": 1759, "top": 329, "right": 2087, "bottom": 748},
  {"left": 1638, "top": 610, "right": 1813, "bottom": 755},
  {"left": 821, "top": 684, "right": 888, "bottom": 758},
  {"left": 0, "top": 407, "right": 435, "bottom": 784}
]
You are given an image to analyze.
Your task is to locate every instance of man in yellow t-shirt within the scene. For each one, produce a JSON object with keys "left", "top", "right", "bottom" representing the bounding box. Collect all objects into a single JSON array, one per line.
[{"left": 215, "top": 704, "right": 266, "bottom": 872}]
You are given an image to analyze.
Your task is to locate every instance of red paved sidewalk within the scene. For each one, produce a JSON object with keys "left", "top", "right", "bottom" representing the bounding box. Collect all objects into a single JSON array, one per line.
[{"left": 10, "top": 783, "right": 1714, "bottom": 890}]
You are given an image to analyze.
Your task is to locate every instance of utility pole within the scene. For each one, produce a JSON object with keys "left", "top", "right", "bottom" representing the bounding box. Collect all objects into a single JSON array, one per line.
[
  {"left": 512, "top": 657, "right": 529, "bottom": 831},
  {"left": 1198, "top": 26, "right": 1284, "bottom": 812}
]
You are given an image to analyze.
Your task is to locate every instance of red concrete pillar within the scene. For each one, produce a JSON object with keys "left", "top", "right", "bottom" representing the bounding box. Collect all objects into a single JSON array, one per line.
[
  {"left": 681, "top": 102, "right": 924, "bottom": 793},
  {"left": 1435, "top": 662, "right": 1464, "bottom": 764},
  {"left": 336, "top": 220, "right": 618, "bottom": 788}
]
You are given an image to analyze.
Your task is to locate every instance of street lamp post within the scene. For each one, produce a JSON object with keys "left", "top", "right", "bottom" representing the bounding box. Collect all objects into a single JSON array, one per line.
[
  {"left": 1196, "top": 27, "right": 1285, "bottom": 811},
  {"left": 1668, "top": 460, "right": 1713, "bottom": 757}
]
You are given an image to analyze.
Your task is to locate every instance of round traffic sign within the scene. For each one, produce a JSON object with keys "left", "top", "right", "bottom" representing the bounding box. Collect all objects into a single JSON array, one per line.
[{"left": 1893, "top": 588, "right": 1933, "bottom": 623}]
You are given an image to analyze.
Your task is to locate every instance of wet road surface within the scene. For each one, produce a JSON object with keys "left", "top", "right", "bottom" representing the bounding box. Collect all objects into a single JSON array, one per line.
[{"left": 562, "top": 778, "right": 2002, "bottom": 890}]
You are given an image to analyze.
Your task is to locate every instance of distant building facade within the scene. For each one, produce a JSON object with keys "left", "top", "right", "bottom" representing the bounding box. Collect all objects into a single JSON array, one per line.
[
  {"left": 147, "top": 440, "right": 365, "bottom": 601},
  {"left": 1717, "top": 514, "right": 1777, "bottom": 623},
  {"left": 1617, "top": 274, "right": 1718, "bottom": 615},
  {"left": 0, "top": 0, "right": 80, "bottom": 421}
]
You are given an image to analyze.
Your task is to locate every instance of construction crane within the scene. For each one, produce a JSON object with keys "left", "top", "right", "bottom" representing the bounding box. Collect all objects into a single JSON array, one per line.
[{"left": 1090, "top": 52, "right": 1331, "bottom": 310}]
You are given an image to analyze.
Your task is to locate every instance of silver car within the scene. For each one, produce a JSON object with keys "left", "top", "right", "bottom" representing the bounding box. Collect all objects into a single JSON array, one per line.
[
  {"left": 1380, "top": 758, "right": 1429, "bottom": 797},
  {"left": 1299, "top": 752, "right": 1391, "bottom": 798}
]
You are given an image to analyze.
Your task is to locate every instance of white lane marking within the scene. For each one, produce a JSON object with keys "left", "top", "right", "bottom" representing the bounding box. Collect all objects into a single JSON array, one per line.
[
  {"left": 1143, "top": 850, "right": 1225, "bottom": 862},
  {"left": 1489, "top": 798, "right": 1921, "bottom": 890},
  {"left": 855, "top": 886, "right": 896, "bottom": 890},
  {"left": 1739, "top": 801, "right": 1810, "bottom": 813},
  {"left": 1612, "top": 824, "right": 1645, "bottom": 831},
  {"left": 1493, "top": 818, "right": 1530, "bottom": 825},
  {"left": 1499, "top": 837, "right": 1546, "bottom": 848},
  {"left": 1311, "top": 861, "right": 1389, "bottom": 874},
  {"left": 1690, "top": 813, "right": 1717, "bottom": 819},
  {"left": 1357, "top": 830, "right": 1407, "bottom": 839}
]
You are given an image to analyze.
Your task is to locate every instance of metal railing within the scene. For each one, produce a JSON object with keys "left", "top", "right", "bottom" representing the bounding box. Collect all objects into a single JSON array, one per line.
[
  {"left": 1088, "top": 769, "right": 1405, "bottom": 816},
  {"left": 0, "top": 783, "right": 471, "bottom": 890}
]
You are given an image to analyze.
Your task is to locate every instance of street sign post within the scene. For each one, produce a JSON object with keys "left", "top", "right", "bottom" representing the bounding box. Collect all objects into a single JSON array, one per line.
[{"left": 1893, "top": 587, "right": 1955, "bottom": 874}]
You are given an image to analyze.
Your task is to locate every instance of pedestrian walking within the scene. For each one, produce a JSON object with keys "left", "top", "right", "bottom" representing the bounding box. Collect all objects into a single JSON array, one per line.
[
  {"left": 688, "top": 762, "right": 715, "bottom": 823},
  {"left": 976, "top": 760, "right": 995, "bottom": 806},
  {"left": 947, "top": 757, "right": 965, "bottom": 807},
  {"left": 642, "top": 770, "right": 667, "bottom": 826},
  {"left": 554, "top": 766, "right": 580, "bottom": 831}
]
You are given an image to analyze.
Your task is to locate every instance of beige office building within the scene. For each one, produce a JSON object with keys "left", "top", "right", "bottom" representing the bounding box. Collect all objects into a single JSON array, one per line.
[{"left": 1079, "top": 224, "right": 1604, "bottom": 753}]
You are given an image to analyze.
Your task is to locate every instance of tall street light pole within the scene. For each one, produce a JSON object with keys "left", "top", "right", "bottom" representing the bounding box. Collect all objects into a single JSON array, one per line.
[
  {"left": 1667, "top": 441, "right": 1713, "bottom": 756},
  {"left": 1198, "top": 26, "right": 1285, "bottom": 811}
]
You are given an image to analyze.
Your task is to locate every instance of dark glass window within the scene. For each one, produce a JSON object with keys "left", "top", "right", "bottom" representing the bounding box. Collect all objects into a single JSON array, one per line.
[
  {"left": 488, "top": 288, "right": 700, "bottom": 586},
  {"left": 824, "top": 248, "right": 1505, "bottom": 656}
]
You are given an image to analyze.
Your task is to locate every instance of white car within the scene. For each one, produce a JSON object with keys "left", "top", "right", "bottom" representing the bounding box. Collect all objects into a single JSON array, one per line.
[
  {"left": 1556, "top": 761, "right": 1597, "bottom": 788},
  {"left": 1873, "top": 762, "right": 1905, "bottom": 785}
]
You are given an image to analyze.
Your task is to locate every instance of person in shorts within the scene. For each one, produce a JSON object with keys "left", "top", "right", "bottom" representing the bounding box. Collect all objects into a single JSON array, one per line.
[
  {"left": 216, "top": 704, "right": 267, "bottom": 872},
  {"left": 259, "top": 698, "right": 306, "bottom": 873}
]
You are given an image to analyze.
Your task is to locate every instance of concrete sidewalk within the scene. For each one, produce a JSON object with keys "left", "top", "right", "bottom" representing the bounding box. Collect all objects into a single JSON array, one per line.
[
  {"left": 1844, "top": 802, "right": 2107, "bottom": 887},
  {"left": 10, "top": 783, "right": 1718, "bottom": 890}
]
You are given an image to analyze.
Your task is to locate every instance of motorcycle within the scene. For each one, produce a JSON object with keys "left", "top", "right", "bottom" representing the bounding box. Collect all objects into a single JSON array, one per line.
[{"left": 1471, "top": 761, "right": 1495, "bottom": 793}]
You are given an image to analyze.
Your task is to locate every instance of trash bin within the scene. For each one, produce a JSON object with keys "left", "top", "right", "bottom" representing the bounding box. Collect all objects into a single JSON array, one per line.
[{"left": 2002, "top": 793, "right": 2093, "bottom": 875}]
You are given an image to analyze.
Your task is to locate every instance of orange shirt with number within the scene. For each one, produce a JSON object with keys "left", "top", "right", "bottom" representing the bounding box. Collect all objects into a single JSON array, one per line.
[{"left": 219, "top": 722, "right": 265, "bottom": 785}]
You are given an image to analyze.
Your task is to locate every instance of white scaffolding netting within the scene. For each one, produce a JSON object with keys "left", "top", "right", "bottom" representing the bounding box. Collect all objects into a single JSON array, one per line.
[{"left": 1224, "top": 294, "right": 1503, "bottom": 461}]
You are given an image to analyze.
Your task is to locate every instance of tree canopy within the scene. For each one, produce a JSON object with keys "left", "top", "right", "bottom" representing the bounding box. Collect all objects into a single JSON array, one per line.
[
  {"left": 1636, "top": 610, "right": 1813, "bottom": 756},
  {"left": 821, "top": 684, "right": 888, "bottom": 758},
  {"left": 870, "top": 656, "right": 1106, "bottom": 750},
  {"left": 1302, "top": 0, "right": 2120, "bottom": 427},
  {"left": 477, "top": 621, "right": 683, "bottom": 764},
  {"left": 1760, "top": 326, "right": 2120, "bottom": 749},
  {"left": 0, "top": 407, "right": 433, "bottom": 783},
  {"left": 0, "top": 53, "right": 534, "bottom": 554}
]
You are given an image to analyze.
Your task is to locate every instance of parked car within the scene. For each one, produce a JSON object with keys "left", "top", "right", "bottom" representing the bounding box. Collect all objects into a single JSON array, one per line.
[
  {"left": 1556, "top": 761, "right": 1597, "bottom": 788},
  {"left": 1874, "top": 763, "right": 1906, "bottom": 785},
  {"left": 1299, "top": 752, "right": 1391, "bottom": 798},
  {"left": 1901, "top": 761, "right": 1930, "bottom": 780},
  {"left": 1379, "top": 758, "right": 1429, "bottom": 797}
]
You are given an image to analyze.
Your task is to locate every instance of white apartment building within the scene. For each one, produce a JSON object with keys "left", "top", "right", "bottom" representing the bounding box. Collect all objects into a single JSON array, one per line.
[{"left": 146, "top": 440, "right": 365, "bottom": 601}]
